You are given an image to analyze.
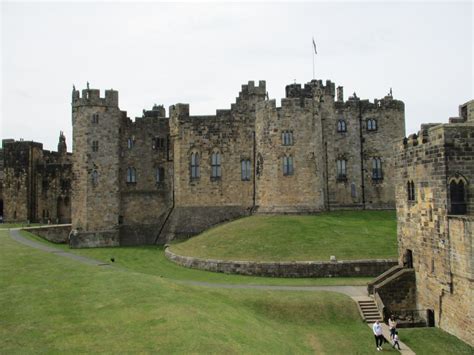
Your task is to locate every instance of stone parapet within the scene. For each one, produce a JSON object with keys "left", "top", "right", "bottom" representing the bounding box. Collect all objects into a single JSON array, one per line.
[{"left": 165, "top": 248, "right": 397, "bottom": 278}]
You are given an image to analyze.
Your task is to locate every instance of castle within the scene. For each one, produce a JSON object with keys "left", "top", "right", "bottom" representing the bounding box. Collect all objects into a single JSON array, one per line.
[
  {"left": 68, "top": 80, "right": 404, "bottom": 246},
  {"left": 0, "top": 79, "right": 472, "bottom": 346}
]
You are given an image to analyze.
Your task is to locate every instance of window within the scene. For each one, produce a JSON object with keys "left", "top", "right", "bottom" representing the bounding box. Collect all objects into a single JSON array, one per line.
[
  {"left": 450, "top": 178, "right": 467, "bottom": 215},
  {"left": 367, "top": 119, "right": 377, "bottom": 131},
  {"left": 190, "top": 152, "right": 200, "bottom": 179},
  {"left": 407, "top": 180, "right": 415, "bottom": 201},
  {"left": 153, "top": 137, "right": 165, "bottom": 150},
  {"left": 241, "top": 159, "right": 251, "bottom": 181},
  {"left": 211, "top": 152, "right": 221, "bottom": 178},
  {"left": 283, "top": 156, "right": 294, "bottom": 176},
  {"left": 282, "top": 131, "right": 294, "bottom": 146},
  {"left": 127, "top": 138, "right": 134, "bottom": 149},
  {"left": 126, "top": 167, "right": 136, "bottom": 183},
  {"left": 91, "top": 170, "right": 99, "bottom": 186},
  {"left": 156, "top": 167, "right": 165, "bottom": 183},
  {"left": 337, "top": 159, "right": 347, "bottom": 180},
  {"left": 92, "top": 113, "right": 99, "bottom": 124},
  {"left": 92, "top": 140, "right": 99, "bottom": 152},
  {"left": 337, "top": 120, "right": 347, "bottom": 133},
  {"left": 372, "top": 158, "right": 383, "bottom": 180}
]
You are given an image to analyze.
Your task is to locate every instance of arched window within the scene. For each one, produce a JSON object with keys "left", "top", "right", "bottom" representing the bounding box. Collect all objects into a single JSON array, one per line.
[
  {"left": 283, "top": 155, "right": 294, "bottom": 176},
  {"left": 281, "top": 131, "right": 294, "bottom": 146},
  {"left": 367, "top": 119, "right": 377, "bottom": 131},
  {"left": 372, "top": 158, "right": 383, "bottom": 180},
  {"left": 407, "top": 180, "right": 415, "bottom": 201},
  {"left": 91, "top": 170, "right": 99, "bottom": 186},
  {"left": 241, "top": 159, "right": 251, "bottom": 181},
  {"left": 126, "top": 167, "right": 136, "bottom": 183},
  {"left": 337, "top": 120, "right": 347, "bottom": 133},
  {"left": 190, "top": 152, "right": 200, "bottom": 179},
  {"left": 211, "top": 152, "right": 221, "bottom": 178},
  {"left": 449, "top": 177, "right": 467, "bottom": 215},
  {"left": 337, "top": 159, "right": 347, "bottom": 180},
  {"left": 127, "top": 137, "right": 134, "bottom": 149}
]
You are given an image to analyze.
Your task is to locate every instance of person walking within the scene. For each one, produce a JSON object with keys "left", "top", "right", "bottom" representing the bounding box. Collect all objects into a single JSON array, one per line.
[
  {"left": 372, "top": 320, "right": 384, "bottom": 351},
  {"left": 392, "top": 331, "right": 401, "bottom": 350},
  {"left": 388, "top": 315, "right": 397, "bottom": 340}
]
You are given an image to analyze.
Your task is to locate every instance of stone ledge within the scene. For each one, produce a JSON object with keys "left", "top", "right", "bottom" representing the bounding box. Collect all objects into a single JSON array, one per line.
[{"left": 165, "top": 248, "right": 397, "bottom": 278}]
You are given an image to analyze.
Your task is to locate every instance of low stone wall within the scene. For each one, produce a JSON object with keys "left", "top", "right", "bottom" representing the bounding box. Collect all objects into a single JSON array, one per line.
[
  {"left": 165, "top": 248, "right": 398, "bottom": 278},
  {"left": 23, "top": 224, "right": 72, "bottom": 244},
  {"left": 69, "top": 229, "right": 120, "bottom": 248}
]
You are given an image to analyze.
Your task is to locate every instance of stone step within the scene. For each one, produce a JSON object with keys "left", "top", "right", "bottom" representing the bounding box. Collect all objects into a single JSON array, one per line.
[{"left": 357, "top": 299, "right": 382, "bottom": 323}]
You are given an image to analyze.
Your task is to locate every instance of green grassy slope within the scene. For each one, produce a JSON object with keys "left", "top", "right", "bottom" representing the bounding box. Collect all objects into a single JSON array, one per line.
[
  {"left": 0, "top": 230, "right": 382, "bottom": 354},
  {"left": 170, "top": 211, "right": 398, "bottom": 261},
  {"left": 20, "top": 230, "right": 371, "bottom": 286}
]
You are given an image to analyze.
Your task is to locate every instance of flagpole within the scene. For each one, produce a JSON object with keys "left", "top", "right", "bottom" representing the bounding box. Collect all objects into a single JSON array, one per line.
[{"left": 312, "top": 47, "right": 315, "bottom": 80}]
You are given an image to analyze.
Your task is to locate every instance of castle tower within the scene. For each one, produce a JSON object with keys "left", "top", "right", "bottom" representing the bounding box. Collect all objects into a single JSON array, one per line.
[
  {"left": 57, "top": 131, "right": 67, "bottom": 155},
  {"left": 71, "top": 85, "right": 123, "bottom": 247}
]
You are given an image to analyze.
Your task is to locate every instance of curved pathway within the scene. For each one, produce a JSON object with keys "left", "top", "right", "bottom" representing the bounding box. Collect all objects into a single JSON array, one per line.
[{"left": 8, "top": 228, "right": 365, "bottom": 296}]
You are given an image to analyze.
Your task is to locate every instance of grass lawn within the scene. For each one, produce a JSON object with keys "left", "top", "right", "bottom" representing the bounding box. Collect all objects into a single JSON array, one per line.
[
  {"left": 20, "top": 230, "right": 371, "bottom": 286},
  {"left": 0, "top": 229, "right": 390, "bottom": 354},
  {"left": 170, "top": 211, "right": 398, "bottom": 261},
  {"left": 401, "top": 327, "right": 473, "bottom": 355}
]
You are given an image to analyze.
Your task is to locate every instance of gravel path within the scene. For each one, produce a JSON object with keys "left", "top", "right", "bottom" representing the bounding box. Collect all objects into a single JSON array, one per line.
[{"left": 8, "top": 228, "right": 365, "bottom": 296}]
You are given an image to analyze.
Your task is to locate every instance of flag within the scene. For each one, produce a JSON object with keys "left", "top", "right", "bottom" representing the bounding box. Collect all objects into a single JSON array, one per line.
[{"left": 312, "top": 37, "right": 317, "bottom": 54}]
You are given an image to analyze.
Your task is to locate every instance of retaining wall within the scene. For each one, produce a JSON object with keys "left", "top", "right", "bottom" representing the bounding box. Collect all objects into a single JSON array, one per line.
[
  {"left": 165, "top": 248, "right": 398, "bottom": 278},
  {"left": 23, "top": 224, "right": 72, "bottom": 244}
]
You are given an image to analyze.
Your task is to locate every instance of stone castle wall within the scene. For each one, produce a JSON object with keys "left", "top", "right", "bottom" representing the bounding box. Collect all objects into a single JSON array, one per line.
[
  {"left": 2, "top": 138, "right": 72, "bottom": 223},
  {"left": 395, "top": 105, "right": 473, "bottom": 346}
]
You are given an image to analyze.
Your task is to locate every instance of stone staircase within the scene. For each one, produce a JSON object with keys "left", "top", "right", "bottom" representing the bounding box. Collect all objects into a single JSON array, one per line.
[{"left": 357, "top": 298, "right": 383, "bottom": 323}]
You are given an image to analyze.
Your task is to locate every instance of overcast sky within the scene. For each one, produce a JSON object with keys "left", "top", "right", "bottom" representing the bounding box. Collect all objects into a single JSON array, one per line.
[{"left": 1, "top": 1, "right": 473, "bottom": 151}]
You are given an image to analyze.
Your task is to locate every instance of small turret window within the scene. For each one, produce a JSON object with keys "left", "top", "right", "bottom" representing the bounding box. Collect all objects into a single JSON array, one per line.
[
  {"left": 127, "top": 138, "right": 134, "bottom": 149},
  {"left": 283, "top": 156, "right": 294, "bottom": 176},
  {"left": 92, "top": 140, "right": 99, "bottom": 152},
  {"left": 282, "top": 131, "right": 294, "bottom": 146},
  {"left": 372, "top": 158, "right": 383, "bottom": 180},
  {"left": 241, "top": 159, "right": 251, "bottom": 181},
  {"left": 92, "top": 114, "right": 99, "bottom": 124},
  {"left": 211, "top": 152, "right": 222, "bottom": 179},
  {"left": 337, "top": 120, "right": 347, "bottom": 133},
  {"left": 156, "top": 167, "right": 165, "bottom": 183},
  {"left": 190, "top": 152, "right": 200, "bottom": 179},
  {"left": 367, "top": 119, "right": 377, "bottom": 131},
  {"left": 126, "top": 167, "right": 136, "bottom": 183},
  {"left": 337, "top": 159, "right": 347, "bottom": 180},
  {"left": 449, "top": 176, "right": 467, "bottom": 215},
  {"left": 407, "top": 180, "right": 415, "bottom": 201}
]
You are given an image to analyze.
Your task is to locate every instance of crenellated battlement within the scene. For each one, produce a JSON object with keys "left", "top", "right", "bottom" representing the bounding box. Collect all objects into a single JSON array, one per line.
[
  {"left": 286, "top": 79, "right": 335, "bottom": 99},
  {"left": 72, "top": 87, "right": 119, "bottom": 107}
]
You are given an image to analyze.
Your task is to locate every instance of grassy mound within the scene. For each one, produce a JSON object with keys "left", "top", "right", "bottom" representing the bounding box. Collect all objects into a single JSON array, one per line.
[{"left": 170, "top": 211, "right": 398, "bottom": 261}]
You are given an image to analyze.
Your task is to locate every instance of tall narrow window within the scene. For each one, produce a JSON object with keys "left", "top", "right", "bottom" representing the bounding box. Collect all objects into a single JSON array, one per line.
[
  {"left": 191, "top": 152, "right": 200, "bottom": 179},
  {"left": 91, "top": 170, "right": 99, "bottom": 186},
  {"left": 283, "top": 156, "right": 294, "bottom": 176},
  {"left": 156, "top": 167, "right": 165, "bottom": 183},
  {"left": 372, "top": 158, "right": 383, "bottom": 180},
  {"left": 337, "top": 120, "right": 347, "bottom": 133},
  {"left": 153, "top": 137, "right": 165, "bottom": 150},
  {"left": 337, "top": 159, "right": 347, "bottom": 180},
  {"left": 450, "top": 179, "right": 467, "bottom": 215},
  {"left": 127, "top": 138, "right": 134, "bottom": 149},
  {"left": 211, "top": 152, "right": 221, "bottom": 178},
  {"left": 92, "top": 113, "right": 99, "bottom": 124},
  {"left": 92, "top": 140, "right": 99, "bottom": 152},
  {"left": 367, "top": 119, "right": 377, "bottom": 131},
  {"left": 126, "top": 167, "right": 136, "bottom": 183},
  {"left": 282, "top": 131, "right": 294, "bottom": 146},
  {"left": 407, "top": 180, "right": 415, "bottom": 201},
  {"left": 241, "top": 159, "right": 251, "bottom": 181}
]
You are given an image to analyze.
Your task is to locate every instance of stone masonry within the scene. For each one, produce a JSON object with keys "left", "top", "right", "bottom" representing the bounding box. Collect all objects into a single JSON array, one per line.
[
  {"left": 1, "top": 133, "right": 72, "bottom": 224},
  {"left": 392, "top": 100, "right": 473, "bottom": 346},
  {"left": 65, "top": 79, "right": 405, "bottom": 246}
]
